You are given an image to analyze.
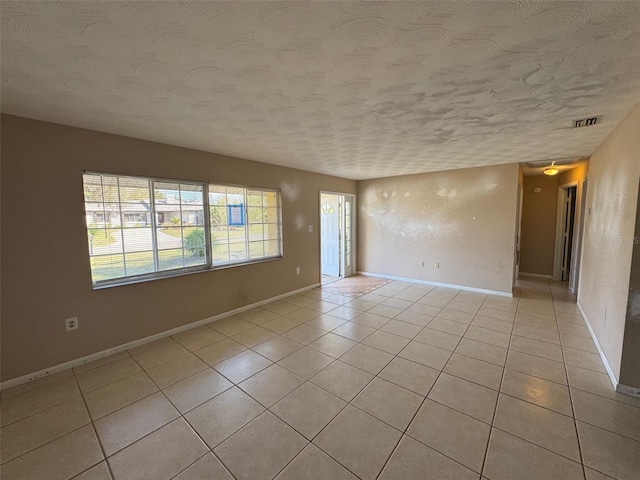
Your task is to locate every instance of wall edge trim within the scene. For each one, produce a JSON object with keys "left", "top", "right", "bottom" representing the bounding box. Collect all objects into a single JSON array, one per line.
[
  {"left": 577, "top": 300, "right": 619, "bottom": 390},
  {"left": 616, "top": 383, "right": 640, "bottom": 398},
  {"left": 357, "top": 271, "right": 513, "bottom": 297},
  {"left": 0, "top": 283, "right": 320, "bottom": 391}
]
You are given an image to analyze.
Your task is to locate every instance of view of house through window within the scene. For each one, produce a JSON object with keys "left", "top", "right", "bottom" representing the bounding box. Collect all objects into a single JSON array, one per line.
[
  {"left": 83, "top": 173, "right": 282, "bottom": 287},
  {"left": 209, "top": 185, "right": 281, "bottom": 266}
]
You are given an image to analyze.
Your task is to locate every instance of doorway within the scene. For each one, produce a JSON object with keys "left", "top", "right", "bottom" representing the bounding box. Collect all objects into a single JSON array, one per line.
[
  {"left": 571, "top": 179, "right": 588, "bottom": 293},
  {"left": 514, "top": 183, "right": 524, "bottom": 286},
  {"left": 320, "top": 192, "right": 355, "bottom": 282},
  {"left": 554, "top": 180, "right": 586, "bottom": 292}
]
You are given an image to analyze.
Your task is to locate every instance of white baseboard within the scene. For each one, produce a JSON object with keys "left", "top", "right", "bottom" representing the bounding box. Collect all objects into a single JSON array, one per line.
[
  {"left": 357, "top": 271, "right": 513, "bottom": 297},
  {"left": 577, "top": 301, "right": 619, "bottom": 390},
  {"left": 0, "top": 283, "right": 320, "bottom": 392},
  {"left": 616, "top": 383, "right": 640, "bottom": 398},
  {"left": 519, "top": 272, "right": 553, "bottom": 279}
]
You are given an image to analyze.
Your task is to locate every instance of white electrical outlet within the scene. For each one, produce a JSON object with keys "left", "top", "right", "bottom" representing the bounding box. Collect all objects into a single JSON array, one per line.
[
  {"left": 308, "top": 225, "right": 313, "bottom": 232},
  {"left": 420, "top": 261, "right": 425, "bottom": 267},
  {"left": 296, "top": 267, "right": 301, "bottom": 274},
  {"left": 65, "top": 317, "right": 78, "bottom": 331},
  {"left": 435, "top": 262, "right": 440, "bottom": 269}
]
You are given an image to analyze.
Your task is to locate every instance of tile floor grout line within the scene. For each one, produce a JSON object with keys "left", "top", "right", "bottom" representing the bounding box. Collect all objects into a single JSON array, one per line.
[
  {"left": 189, "top": 287, "right": 408, "bottom": 478},
  {"left": 478, "top": 280, "right": 521, "bottom": 479},
  {"left": 566, "top": 413, "right": 640, "bottom": 443},
  {"left": 169, "top": 451, "right": 232, "bottom": 480},
  {"left": 122, "top": 350, "right": 240, "bottom": 480},
  {"left": 70, "top": 350, "right": 134, "bottom": 377},
  {"left": 72, "top": 365, "right": 117, "bottom": 480},
  {"left": 0, "top": 371, "right": 76, "bottom": 401},
  {"left": 552, "top": 282, "right": 590, "bottom": 480},
  {"left": 374, "top": 324, "right": 459, "bottom": 477},
  {"left": 269, "top": 397, "right": 355, "bottom": 479},
  {"left": 314, "top": 357, "right": 407, "bottom": 479},
  {"left": 487, "top": 424, "right": 588, "bottom": 467},
  {"left": 0, "top": 408, "right": 93, "bottom": 471},
  {"left": 7, "top": 276, "right": 635, "bottom": 479},
  {"left": 0, "top": 280, "right": 392, "bottom": 471},
  {"left": 0, "top": 388, "right": 83, "bottom": 429},
  {"left": 272, "top": 281, "right": 435, "bottom": 479},
  {"left": 2, "top": 355, "right": 179, "bottom": 467},
  {"left": 271, "top": 382, "right": 349, "bottom": 444},
  {"left": 249, "top": 311, "right": 396, "bottom": 479},
  {"left": 77, "top": 356, "right": 183, "bottom": 396},
  {"left": 373, "top": 287, "right": 480, "bottom": 479}
]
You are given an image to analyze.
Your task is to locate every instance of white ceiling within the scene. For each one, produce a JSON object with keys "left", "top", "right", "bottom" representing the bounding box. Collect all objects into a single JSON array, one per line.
[{"left": 2, "top": 1, "right": 640, "bottom": 180}]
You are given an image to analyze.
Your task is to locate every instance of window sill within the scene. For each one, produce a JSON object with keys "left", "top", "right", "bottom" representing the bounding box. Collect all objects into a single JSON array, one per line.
[{"left": 92, "top": 256, "right": 284, "bottom": 290}]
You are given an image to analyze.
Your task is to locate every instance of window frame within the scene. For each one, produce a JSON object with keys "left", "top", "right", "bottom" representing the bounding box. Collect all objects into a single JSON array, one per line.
[
  {"left": 208, "top": 183, "right": 283, "bottom": 268},
  {"left": 83, "top": 172, "right": 283, "bottom": 289}
]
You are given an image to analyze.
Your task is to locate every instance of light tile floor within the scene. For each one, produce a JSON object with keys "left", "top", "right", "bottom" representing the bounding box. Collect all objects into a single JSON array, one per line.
[{"left": 2, "top": 276, "right": 640, "bottom": 479}]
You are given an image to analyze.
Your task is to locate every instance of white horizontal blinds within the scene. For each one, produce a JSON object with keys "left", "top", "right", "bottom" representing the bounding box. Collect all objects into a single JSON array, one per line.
[
  {"left": 84, "top": 174, "right": 282, "bottom": 286},
  {"left": 209, "top": 185, "right": 282, "bottom": 266},
  {"left": 117, "top": 176, "right": 155, "bottom": 278},
  {"left": 208, "top": 185, "right": 229, "bottom": 265},
  {"left": 247, "top": 189, "right": 281, "bottom": 259},
  {"left": 83, "top": 173, "right": 154, "bottom": 283},
  {"left": 83, "top": 173, "right": 206, "bottom": 285},
  {"left": 154, "top": 181, "right": 206, "bottom": 271}
]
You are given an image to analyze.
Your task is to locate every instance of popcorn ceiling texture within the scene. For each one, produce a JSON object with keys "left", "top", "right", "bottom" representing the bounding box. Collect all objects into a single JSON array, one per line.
[{"left": 2, "top": 1, "right": 640, "bottom": 180}]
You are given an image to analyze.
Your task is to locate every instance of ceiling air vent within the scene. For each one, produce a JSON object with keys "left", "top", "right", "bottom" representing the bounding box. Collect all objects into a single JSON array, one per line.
[{"left": 573, "top": 116, "right": 600, "bottom": 128}]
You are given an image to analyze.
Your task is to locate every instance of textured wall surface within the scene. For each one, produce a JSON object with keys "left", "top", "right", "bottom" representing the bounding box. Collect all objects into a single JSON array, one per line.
[
  {"left": 520, "top": 175, "right": 559, "bottom": 276},
  {"left": 578, "top": 104, "right": 640, "bottom": 381},
  {"left": 0, "top": 115, "right": 356, "bottom": 381},
  {"left": 358, "top": 164, "right": 519, "bottom": 294},
  {"left": 620, "top": 187, "right": 640, "bottom": 389},
  {"left": 2, "top": 1, "right": 640, "bottom": 179}
]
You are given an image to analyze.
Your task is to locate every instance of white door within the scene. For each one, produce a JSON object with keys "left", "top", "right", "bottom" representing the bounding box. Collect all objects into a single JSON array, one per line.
[{"left": 321, "top": 195, "right": 339, "bottom": 277}]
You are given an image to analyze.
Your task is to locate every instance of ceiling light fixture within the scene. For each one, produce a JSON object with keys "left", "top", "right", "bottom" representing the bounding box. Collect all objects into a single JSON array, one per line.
[{"left": 544, "top": 161, "right": 559, "bottom": 176}]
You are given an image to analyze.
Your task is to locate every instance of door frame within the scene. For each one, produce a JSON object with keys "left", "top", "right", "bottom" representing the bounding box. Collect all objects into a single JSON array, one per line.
[
  {"left": 319, "top": 191, "right": 356, "bottom": 279},
  {"left": 553, "top": 180, "right": 585, "bottom": 291},
  {"left": 513, "top": 183, "right": 524, "bottom": 286},
  {"left": 570, "top": 178, "right": 588, "bottom": 293}
]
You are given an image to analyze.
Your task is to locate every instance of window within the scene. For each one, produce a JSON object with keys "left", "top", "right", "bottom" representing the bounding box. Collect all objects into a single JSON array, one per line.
[
  {"left": 208, "top": 184, "right": 282, "bottom": 266},
  {"left": 83, "top": 173, "right": 207, "bottom": 286},
  {"left": 83, "top": 173, "right": 282, "bottom": 287},
  {"left": 321, "top": 202, "right": 334, "bottom": 214}
]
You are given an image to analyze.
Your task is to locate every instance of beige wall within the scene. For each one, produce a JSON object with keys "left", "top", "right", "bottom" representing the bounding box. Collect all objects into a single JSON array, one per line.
[
  {"left": 357, "top": 163, "right": 519, "bottom": 294},
  {"left": 621, "top": 190, "right": 640, "bottom": 389},
  {"left": 1, "top": 115, "right": 356, "bottom": 381},
  {"left": 557, "top": 162, "right": 588, "bottom": 186},
  {"left": 519, "top": 175, "right": 559, "bottom": 275},
  {"left": 578, "top": 103, "right": 640, "bottom": 384}
]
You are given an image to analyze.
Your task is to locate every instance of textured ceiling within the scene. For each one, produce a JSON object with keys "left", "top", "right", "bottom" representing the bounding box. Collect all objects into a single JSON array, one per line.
[{"left": 2, "top": 1, "right": 640, "bottom": 180}]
